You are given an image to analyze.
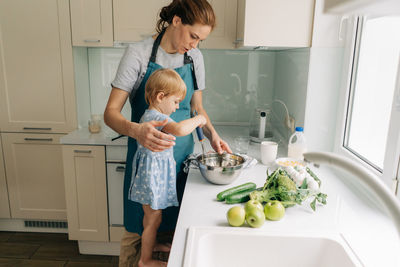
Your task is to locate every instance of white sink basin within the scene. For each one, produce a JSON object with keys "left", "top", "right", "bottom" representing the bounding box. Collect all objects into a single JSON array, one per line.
[{"left": 183, "top": 227, "right": 361, "bottom": 267}]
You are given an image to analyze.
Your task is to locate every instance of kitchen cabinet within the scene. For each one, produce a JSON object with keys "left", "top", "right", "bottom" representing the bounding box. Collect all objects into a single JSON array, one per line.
[
  {"left": 1, "top": 133, "right": 67, "bottom": 220},
  {"left": 0, "top": 0, "right": 77, "bottom": 133},
  {"left": 113, "top": 0, "right": 170, "bottom": 43},
  {"left": 72, "top": 0, "right": 315, "bottom": 49},
  {"left": 236, "top": 0, "right": 315, "bottom": 48},
  {"left": 0, "top": 138, "right": 11, "bottom": 219},
  {"left": 198, "top": 0, "right": 238, "bottom": 49},
  {"left": 113, "top": 0, "right": 238, "bottom": 49},
  {"left": 70, "top": 0, "right": 114, "bottom": 47},
  {"left": 62, "top": 145, "right": 109, "bottom": 241},
  {"left": 324, "top": 0, "right": 400, "bottom": 15}
]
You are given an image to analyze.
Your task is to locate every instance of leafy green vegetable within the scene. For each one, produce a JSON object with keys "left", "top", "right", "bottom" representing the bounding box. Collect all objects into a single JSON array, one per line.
[
  {"left": 299, "top": 178, "right": 308, "bottom": 189},
  {"left": 250, "top": 168, "right": 327, "bottom": 211}
]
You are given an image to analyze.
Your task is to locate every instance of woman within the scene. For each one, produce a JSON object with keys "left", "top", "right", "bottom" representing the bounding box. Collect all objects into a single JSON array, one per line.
[{"left": 104, "top": 0, "right": 231, "bottom": 266}]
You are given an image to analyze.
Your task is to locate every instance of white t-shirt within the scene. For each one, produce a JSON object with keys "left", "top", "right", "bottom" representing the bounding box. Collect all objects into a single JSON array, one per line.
[{"left": 111, "top": 37, "right": 205, "bottom": 98}]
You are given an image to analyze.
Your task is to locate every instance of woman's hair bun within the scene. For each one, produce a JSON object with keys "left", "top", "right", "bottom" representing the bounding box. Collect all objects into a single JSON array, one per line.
[{"left": 156, "top": 0, "right": 216, "bottom": 33}]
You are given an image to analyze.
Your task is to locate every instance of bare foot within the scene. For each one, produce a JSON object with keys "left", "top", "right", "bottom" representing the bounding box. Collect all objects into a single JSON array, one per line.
[
  {"left": 153, "top": 242, "right": 171, "bottom": 252},
  {"left": 138, "top": 259, "right": 167, "bottom": 267}
]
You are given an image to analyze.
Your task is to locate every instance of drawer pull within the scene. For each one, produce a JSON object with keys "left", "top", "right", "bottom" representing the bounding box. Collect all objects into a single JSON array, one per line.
[
  {"left": 73, "top": 150, "right": 92, "bottom": 154},
  {"left": 116, "top": 166, "right": 125, "bottom": 172},
  {"left": 24, "top": 138, "right": 53, "bottom": 141},
  {"left": 23, "top": 127, "right": 51, "bottom": 130},
  {"left": 84, "top": 39, "right": 101, "bottom": 43}
]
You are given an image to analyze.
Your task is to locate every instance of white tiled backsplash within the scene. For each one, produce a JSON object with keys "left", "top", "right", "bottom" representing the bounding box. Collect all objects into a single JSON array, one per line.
[{"left": 72, "top": 47, "right": 310, "bottom": 142}]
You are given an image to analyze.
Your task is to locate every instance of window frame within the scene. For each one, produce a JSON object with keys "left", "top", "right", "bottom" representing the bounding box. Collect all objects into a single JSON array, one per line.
[{"left": 334, "top": 15, "right": 400, "bottom": 194}]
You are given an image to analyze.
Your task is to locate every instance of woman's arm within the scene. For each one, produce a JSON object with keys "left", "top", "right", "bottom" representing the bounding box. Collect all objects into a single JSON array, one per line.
[
  {"left": 104, "top": 87, "right": 175, "bottom": 152},
  {"left": 162, "top": 115, "right": 206, "bottom": 136},
  {"left": 190, "top": 91, "right": 232, "bottom": 154}
]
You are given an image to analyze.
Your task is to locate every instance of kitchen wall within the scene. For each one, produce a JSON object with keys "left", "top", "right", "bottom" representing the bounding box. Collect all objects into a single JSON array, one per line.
[{"left": 72, "top": 46, "right": 311, "bottom": 142}]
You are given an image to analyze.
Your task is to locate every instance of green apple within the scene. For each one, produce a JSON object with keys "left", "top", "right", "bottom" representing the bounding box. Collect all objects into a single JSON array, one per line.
[
  {"left": 264, "top": 200, "right": 285, "bottom": 221},
  {"left": 244, "top": 200, "right": 263, "bottom": 214},
  {"left": 245, "top": 208, "right": 265, "bottom": 228},
  {"left": 226, "top": 206, "right": 246, "bottom": 227}
]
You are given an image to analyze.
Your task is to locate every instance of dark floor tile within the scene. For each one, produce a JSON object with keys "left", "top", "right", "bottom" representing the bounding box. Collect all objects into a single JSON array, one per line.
[
  {"left": 65, "top": 261, "right": 116, "bottom": 267},
  {"left": 0, "top": 243, "right": 40, "bottom": 259},
  {"left": 32, "top": 242, "right": 112, "bottom": 262},
  {"left": 110, "top": 256, "right": 119, "bottom": 265},
  {"left": 0, "top": 258, "right": 66, "bottom": 267},
  {"left": 8, "top": 232, "right": 70, "bottom": 245},
  {"left": 0, "top": 232, "right": 14, "bottom": 242}
]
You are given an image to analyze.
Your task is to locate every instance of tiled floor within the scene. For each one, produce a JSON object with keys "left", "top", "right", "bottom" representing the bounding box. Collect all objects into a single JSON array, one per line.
[{"left": 0, "top": 231, "right": 119, "bottom": 267}]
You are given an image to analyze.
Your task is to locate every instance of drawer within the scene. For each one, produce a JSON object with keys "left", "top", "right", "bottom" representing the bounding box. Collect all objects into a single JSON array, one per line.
[{"left": 106, "top": 146, "right": 127, "bottom": 162}]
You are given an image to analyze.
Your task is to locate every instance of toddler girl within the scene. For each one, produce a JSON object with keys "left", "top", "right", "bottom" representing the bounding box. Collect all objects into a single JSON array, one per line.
[{"left": 128, "top": 68, "right": 206, "bottom": 267}]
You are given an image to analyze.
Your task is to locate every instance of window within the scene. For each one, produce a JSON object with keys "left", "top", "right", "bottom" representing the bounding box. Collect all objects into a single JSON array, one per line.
[{"left": 344, "top": 16, "right": 400, "bottom": 172}]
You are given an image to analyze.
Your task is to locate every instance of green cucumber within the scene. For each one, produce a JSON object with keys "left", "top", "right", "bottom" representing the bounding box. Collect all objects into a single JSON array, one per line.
[
  {"left": 216, "top": 182, "right": 257, "bottom": 201},
  {"left": 225, "top": 188, "right": 255, "bottom": 204}
]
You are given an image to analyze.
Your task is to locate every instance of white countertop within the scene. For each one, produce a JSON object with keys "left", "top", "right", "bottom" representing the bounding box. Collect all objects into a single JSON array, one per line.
[
  {"left": 60, "top": 127, "right": 127, "bottom": 146},
  {"left": 167, "top": 127, "right": 400, "bottom": 267},
  {"left": 60, "top": 125, "right": 400, "bottom": 266}
]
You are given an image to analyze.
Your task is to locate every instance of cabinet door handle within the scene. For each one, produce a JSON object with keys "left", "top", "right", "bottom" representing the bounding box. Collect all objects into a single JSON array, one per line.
[
  {"left": 23, "top": 127, "right": 52, "bottom": 130},
  {"left": 73, "top": 150, "right": 92, "bottom": 154},
  {"left": 116, "top": 166, "right": 125, "bottom": 172},
  {"left": 24, "top": 138, "right": 53, "bottom": 141},
  {"left": 84, "top": 39, "right": 101, "bottom": 43}
]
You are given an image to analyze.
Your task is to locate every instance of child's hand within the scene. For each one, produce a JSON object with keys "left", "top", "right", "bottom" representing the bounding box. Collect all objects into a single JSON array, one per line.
[{"left": 197, "top": 115, "right": 207, "bottom": 127}]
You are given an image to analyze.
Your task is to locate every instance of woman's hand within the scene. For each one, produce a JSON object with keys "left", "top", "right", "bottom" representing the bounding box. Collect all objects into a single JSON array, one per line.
[
  {"left": 190, "top": 91, "right": 231, "bottom": 154},
  {"left": 129, "top": 119, "right": 176, "bottom": 152},
  {"left": 210, "top": 133, "right": 232, "bottom": 155}
]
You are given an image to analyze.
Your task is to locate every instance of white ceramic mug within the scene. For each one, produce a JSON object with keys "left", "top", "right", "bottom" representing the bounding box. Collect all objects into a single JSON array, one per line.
[{"left": 260, "top": 141, "right": 278, "bottom": 165}]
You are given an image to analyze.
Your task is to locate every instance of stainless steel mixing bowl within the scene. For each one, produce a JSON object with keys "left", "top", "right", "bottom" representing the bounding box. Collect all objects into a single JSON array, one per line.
[{"left": 195, "top": 152, "right": 245, "bottom": 185}]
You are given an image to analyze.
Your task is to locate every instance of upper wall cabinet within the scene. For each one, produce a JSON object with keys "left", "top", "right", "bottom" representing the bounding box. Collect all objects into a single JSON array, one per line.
[
  {"left": 324, "top": 0, "right": 400, "bottom": 15},
  {"left": 72, "top": 0, "right": 314, "bottom": 49},
  {"left": 0, "top": 0, "right": 77, "bottom": 133},
  {"left": 113, "top": 0, "right": 238, "bottom": 49},
  {"left": 236, "top": 0, "right": 315, "bottom": 48},
  {"left": 113, "top": 0, "right": 170, "bottom": 43},
  {"left": 198, "top": 0, "right": 238, "bottom": 49},
  {"left": 70, "top": 0, "right": 114, "bottom": 47}
]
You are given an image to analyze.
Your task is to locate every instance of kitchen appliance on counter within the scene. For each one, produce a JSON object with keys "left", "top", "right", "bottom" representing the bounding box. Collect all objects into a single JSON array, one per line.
[{"left": 249, "top": 107, "right": 273, "bottom": 143}]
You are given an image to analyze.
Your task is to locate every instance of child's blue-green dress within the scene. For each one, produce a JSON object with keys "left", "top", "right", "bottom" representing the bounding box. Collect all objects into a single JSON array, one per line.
[{"left": 128, "top": 109, "right": 179, "bottom": 210}]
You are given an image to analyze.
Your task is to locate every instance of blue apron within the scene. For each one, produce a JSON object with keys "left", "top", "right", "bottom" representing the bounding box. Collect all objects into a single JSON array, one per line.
[{"left": 123, "top": 29, "right": 197, "bottom": 235}]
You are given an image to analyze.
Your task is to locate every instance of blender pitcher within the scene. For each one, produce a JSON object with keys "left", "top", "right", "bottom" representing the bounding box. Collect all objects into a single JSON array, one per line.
[{"left": 249, "top": 107, "right": 273, "bottom": 143}]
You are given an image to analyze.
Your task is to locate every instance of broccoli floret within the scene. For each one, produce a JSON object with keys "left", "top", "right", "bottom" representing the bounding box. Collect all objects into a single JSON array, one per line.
[
  {"left": 276, "top": 174, "right": 297, "bottom": 192},
  {"left": 249, "top": 190, "right": 270, "bottom": 203}
]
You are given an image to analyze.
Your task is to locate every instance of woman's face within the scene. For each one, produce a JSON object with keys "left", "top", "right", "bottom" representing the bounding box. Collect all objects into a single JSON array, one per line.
[{"left": 171, "top": 16, "right": 212, "bottom": 54}]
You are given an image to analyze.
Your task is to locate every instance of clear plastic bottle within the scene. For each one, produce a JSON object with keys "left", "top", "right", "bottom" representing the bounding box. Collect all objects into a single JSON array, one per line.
[{"left": 288, "top": 127, "right": 307, "bottom": 160}]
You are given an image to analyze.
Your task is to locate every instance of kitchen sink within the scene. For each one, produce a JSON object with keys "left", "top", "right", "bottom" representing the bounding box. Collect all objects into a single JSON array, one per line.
[{"left": 183, "top": 227, "right": 361, "bottom": 267}]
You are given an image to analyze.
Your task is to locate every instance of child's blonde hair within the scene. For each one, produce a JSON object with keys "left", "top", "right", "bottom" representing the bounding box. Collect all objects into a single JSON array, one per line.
[{"left": 145, "top": 68, "right": 187, "bottom": 106}]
